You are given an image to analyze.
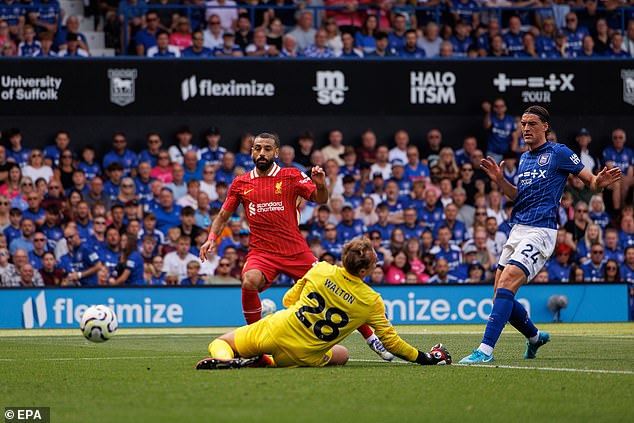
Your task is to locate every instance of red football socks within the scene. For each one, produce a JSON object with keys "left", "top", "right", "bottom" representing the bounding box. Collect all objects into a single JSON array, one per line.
[
  {"left": 357, "top": 324, "right": 373, "bottom": 339},
  {"left": 242, "top": 288, "right": 262, "bottom": 325}
]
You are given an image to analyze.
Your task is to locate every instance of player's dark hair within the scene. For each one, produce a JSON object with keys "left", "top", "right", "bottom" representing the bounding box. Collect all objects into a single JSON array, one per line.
[
  {"left": 523, "top": 105, "right": 550, "bottom": 123},
  {"left": 255, "top": 132, "right": 280, "bottom": 148},
  {"left": 342, "top": 239, "right": 377, "bottom": 277}
]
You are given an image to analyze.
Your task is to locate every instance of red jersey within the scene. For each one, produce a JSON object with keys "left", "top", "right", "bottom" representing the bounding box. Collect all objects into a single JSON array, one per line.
[{"left": 222, "top": 163, "right": 316, "bottom": 255}]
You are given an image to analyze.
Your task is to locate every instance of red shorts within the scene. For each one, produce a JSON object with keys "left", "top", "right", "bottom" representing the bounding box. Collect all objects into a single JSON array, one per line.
[{"left": 242, "top": 249, "right": 318, "bottom": 291}]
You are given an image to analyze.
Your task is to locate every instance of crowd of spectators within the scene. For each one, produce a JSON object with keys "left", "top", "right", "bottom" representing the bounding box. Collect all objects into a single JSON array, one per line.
[
  {"left": 1, "top": 0, "right": 633, "bottom": 57},
  {"left": 0, "top": 97, "right": 633, "bottom": 290}
]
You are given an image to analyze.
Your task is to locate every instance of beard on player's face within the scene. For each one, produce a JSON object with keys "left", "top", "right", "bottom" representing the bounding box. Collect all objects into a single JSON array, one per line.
[{"left": 255, "top": 157, "right": 275, "bottom": 171}]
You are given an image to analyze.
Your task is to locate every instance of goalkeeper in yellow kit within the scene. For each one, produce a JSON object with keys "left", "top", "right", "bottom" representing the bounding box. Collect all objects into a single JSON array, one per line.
[{"left": 196, "top": 239, "right": 451, "bottom": 369}]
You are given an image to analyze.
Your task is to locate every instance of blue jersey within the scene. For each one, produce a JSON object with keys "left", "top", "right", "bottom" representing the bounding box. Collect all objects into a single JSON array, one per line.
[
  {"left": 40, "top": 224, "right": 63, "bottom": 250},
  {"left": 605, "top": 247, "right": 624, "bottom": 263},
  {"left": 336, "top": 219, "right": 366, "bottom": 244},
  {"left": 435, "top": 220, "right": 467, "bottom": 245},
  {"left": 28, "top": 250, "right": 46, "bottom": 270},
  {"left": 0, "top": 1, "right": 23, "bottom": 26},
  {"left": 322, "top": 239, "right": 343, "bottom": 261},
  {"left": 429, "top": 244, "right": 462, "bottom": 270},
  {"left": 399, "top": 46, "right": 426, "bottom": 59},
  {"left": 309, "top": 222, "right": 326, "bottom": 242},
  {"left": 602, "top": 146, "right": 634, "bottom": 174},
  {"left": 7, "top": 148, "right": 31, "bottom": 167},
  {"left": 418, "top": 205, "right": 444, "bottom": 230},
  {"left": 200, "top": 146, "right": 227, "bottom": 167},
  {"left": 3, "top": 225, "right": 20, "bottom": 245},
  {"left": 404, "top": 162, "right": 429, "bottom": 182},
  {"left": 18, "top": 40, "right": 41, "bottom": 56},
  {"left": 43, "top": 145, "right": 63, "bottom": 167},
  {"left": 452, "top": 1, "right": 479, "bottom": 26},
  {"left": 398, "top": 223, "right": 425, "bottom": 240},
  {"left": 354, "top": 32, "right": 376, "bottom": 54},
  {"left": 138, "top": 150, "right": 159, "bottom": 168},
  {"left": 511, "top": 142, "right": 584, "bottom": 230},
  {"left": 536, "top": 35, "right": 557, "bottom": 58},
  {"left": 76, "top": 221, "right": 92, "bottom": 243},
  {"left": 487, "top": 115, "right": 516, "bottom": 154},
  {"left": 562, "top": 27, "right": 589, "bottom": 56},
  {"left": 124, "top": 251, "right": 146, "bottom": 285},
  {"left": 35, "top": 0, "right": 58, "bottom": 26},
  {"left": 546, "top": 259, "right": 570, "bottom": 282},
  {"left": 103, "top": 150, "right": 138, "bottom": 176},
  {"left": 589, "top": 211, "right": 611, "bottom": 230},
  {"left": 342, "top": 194, "right": 362, "bottom": 210},
  {"left": 180, "top": 277, "right": 205, "bottom": 285},
  {"left": 367, "top": 222, "right": 394, "bottom": 248},
  {"left": 217, "top": 236, "right": 241, "bottom": 257},
  {"left": 77, "top": 161, "right": 101, "bottom": 181},
  {"left": 388, "top": 32, "right": 405, "bottom": 51},
  {"left": 154, "top": 205, "right": 182, "bottom": 235},
  {"left": 182, "top": 46, "right": 213, "bottom": 57},
  {"left": 59, "top": 245, "right": 101, "bottom": 286},
  {"left": 620, "top": 263, "right": 634, "bottom": 284},
  {"left": 235, "top": 153, "right": 253, "bottom": 171},
  {"left": 619, "top": 230, "right": 634, "bottom": 248},
  {"left": 103, "top": 180, "right": 121, "bottom": 203},
  {"left": 100, "top": 247, "right": 121, "bottom": 275},
  {"left": 502, "top": 31, "right": 524, "bottom": 56},
  {"left": 388, "top": 177, "right": 412, "bottom": 197},
  {"left": 22, "top": 207, "right": 44, "bottom": 223},
  {"left": 449, "top": 35, "right": 473, "bottom": 57},
  {"left": 581, "top": 261, "right": 604, "bottom": 282}
]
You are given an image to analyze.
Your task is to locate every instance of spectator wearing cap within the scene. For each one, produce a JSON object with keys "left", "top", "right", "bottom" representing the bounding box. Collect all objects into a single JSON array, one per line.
[
  {"left": 218, "top": 217, "right": 242, "bottom": 257},
  {"left": 154, "top": 187, "right": 182, "bottom": 235},
  {"left": 338, "top": 146, "right": 358, "bottom": 178},
  {"left": 336, "top": 203, "right": 366, "bottom": 244},
  {"left": 572, "top": 128, "right": 601, "bottom": 175},
  {"left": 199, "top": 127, "right": 225, "bottom": 167},
  {"left": 147, "top": 31, "right": 181, "bottom": 57},
  {"left": 213, "top": 31, "right": 244, "bottom": 57},
  {"left": 451, "top": 243, "right": 479, "bottom": 282},
  {"left": 168, "top": 126, "right": 198, "bottom": 165},
  {"left": 388, "top": 159, "right": 411, "bottom": 197},
  {"left": 183, "top": 29, "right": 213, "bottom": 57},
  {"left": 58, "top": 32, "right": 90, "bottom": 57}
]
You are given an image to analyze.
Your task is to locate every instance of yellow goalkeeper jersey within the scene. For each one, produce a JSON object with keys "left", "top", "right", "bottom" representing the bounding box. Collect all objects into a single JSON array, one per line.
[{"left": 264, "top": 261, "right": 419, "bottom": 364}]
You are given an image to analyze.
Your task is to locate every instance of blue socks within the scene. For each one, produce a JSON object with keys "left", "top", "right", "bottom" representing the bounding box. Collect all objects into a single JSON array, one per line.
[
  {"left": 508, "top": 299, "right": 538, "bottom": 340},
  {"left": 481, "top": 288, "right": 515, "bottom": 351}
]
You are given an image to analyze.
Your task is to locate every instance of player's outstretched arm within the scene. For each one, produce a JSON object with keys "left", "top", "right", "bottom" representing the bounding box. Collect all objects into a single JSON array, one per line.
[
  {"left": 577, "top": 167, "right": 622, "bottom": 193},
  {"left": 481, "top": 156, "right": 518, "bottom": 200},
  {"left": 200, "top": 208, "right": 232, "bottom": 262},
  {"left": 309, "top": 165, "right": 329, "bottom": 204}
]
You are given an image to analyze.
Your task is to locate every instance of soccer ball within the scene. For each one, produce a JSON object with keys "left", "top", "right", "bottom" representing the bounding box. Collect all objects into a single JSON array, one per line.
[
  {"left": 80, "top": 305, "right": 118, "bottom": 343},
  {"left": 261, "top": 299, "right": 277, "bottom": 318}
]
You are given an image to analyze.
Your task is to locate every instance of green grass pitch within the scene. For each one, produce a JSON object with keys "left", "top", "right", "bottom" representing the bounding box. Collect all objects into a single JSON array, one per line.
[{"left": 1, "top": 323, "right": 633, "bottom": 423}]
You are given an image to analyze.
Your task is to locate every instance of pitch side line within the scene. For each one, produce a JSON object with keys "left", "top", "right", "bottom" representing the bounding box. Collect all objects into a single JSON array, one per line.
[
  {"left": 348, "top": 359, "right": 634, "bottom": 375},
  {"left": 0, "top": 355, "right": 202, "bottom": 362}
]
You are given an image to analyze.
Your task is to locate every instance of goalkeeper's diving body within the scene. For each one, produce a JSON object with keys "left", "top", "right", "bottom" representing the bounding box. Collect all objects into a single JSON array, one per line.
[{"left": 196, "top": 238, "right": 451, "bottom": 369}]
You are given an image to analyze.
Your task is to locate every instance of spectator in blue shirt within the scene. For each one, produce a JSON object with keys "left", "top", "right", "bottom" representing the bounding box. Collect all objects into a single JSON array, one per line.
[
  {"left": 514, "top": 32, "right": 539, "bottom": 57},
  {"left": 200, "top": 127, "right": 226, "bottom": 168},
  {"left": 536, "top": 18, "right": 558, "bottom": 58},
  {"left": 602, "top": 128, "right": 633, "bottom": 211},
  {"left": 180, "top": 260, "right": 205, "bottom": 285},
  {"left": 77, "top": 147, "right": 101, "bottom": 181},
  {"left": 147, "top": 31, "right": 181, "bottom": 57},
  {"left": 103, "top": 132, "right": 138, "bottom": 177},
  {"left": 60, "top": 226, "right": 102, "bottom": 286},
  {"left": 450, "top": 21, "right": 473, "bottom": 57},
  {"left": 322, "top": 223, "right": 343, "bottom": 261},
  {"left": 562, "top": 11, "right": 589, "bottom": 57},
  {"left": 604, "top": 228, "right": 624, "bottom": 263},
  {"left": 606, "top": 32, "right": 631, "bottom": 58},
  {"left": 502, "top": 16, "right": 524, "bottom": 56},
  {"left": 336, "top": 203, "right": 366, "bottom": 243},
  {"left": 135, "top": 11, "right": 160, "bottom": 56},
  {"left": 400, "top": 29, "right": 426, "bottom": 58},
  {"left": 581, "top": 243, "right": 606, "bottom": 282},
  {"left": 546, "top": 244, "right": 572, "bottom": 282},
  {"left": 154, "top": 187, "right": 182, "bottom": 235},
  {"left": 477, "top": 20, "right": 500, "bottom": 56},
  {"left": 482, "top": 98, "right": 517, "bottom": 163},
  {"left": 303, "top": 29, "right": 335, "bottom": 58},
  {"left": 339, "top": 31, "right": 363, "bottom": 58},
  {"left": 451, "top": 0, "right": 480, "bottom": 29},
  {"left": 165, "top": 163, "right": 187, "bottom": 199},
  {"left": 367, "top": 31, "right": 398, "bottom": 57},
  {"left": 388, "top": 14, "right": 407, "bottom": 52},
  {"left": 215, "top": 152, "right": 236, "bottom": 185},
  {"left": 43, "top": 130, "right": 70, "bottom": 168},
  {"left": 183, "top": 29, "right": 213, "bottom": 57},
  {"left": 355, "top": 15, "right": 377, "bottom": 54},
  {"left": 103, "top": 162, "right": 124, "bottom": 204},
  {"left": 28, "top": 0, "right": 59, "bottom": 34},
  {"left": 5, "top": 128, "right": 31, "bottom": 167},
  {"left": 110, "top": 232, "right": 145, "bottom": 285},
  {"left": 138, "top": 132, "right": 163, "bottom": 168},
  {"left": 620, "top": 246, "right": 634, "bottom": 284},
  {"left": 9, "top": 218, "right": 35, "bottom": 254}
]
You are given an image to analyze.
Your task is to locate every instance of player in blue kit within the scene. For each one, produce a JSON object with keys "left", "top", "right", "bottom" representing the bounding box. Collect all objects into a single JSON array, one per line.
[{"left": 460, "top": 106, "right": 622, "bottom": 364}]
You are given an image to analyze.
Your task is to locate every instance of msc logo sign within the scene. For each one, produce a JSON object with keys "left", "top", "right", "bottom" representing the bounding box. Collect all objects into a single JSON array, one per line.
[
  {"left": 314, "top": 71, "right": 348, "bottom": 105},
  {"left": 22, "top": 291, "right": 47, "bottom": 328}
]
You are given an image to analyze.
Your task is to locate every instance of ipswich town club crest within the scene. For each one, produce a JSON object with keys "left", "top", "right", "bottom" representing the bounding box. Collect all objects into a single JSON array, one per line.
[
  {"left": 622, "top": 70, "right": 634, "bottom": 106},
  {"left": 108, "top": 68, "right": 137, "bottom": 106},
  {"left": 538, "top": 153, "right": 551, "bottom": 166}
]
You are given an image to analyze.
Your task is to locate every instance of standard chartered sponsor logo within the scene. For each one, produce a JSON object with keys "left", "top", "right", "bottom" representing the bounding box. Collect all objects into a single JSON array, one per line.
[
  {"left": 256, "top": 201, "right": 284, "bottom": 213},
  {"left": 383, "top": 293, "right": 530, "bottom": 322}
]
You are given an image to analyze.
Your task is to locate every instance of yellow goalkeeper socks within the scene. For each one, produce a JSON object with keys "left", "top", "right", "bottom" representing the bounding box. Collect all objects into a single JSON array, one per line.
[{"left": 208, "top": 339, "right": 234, "bottom": 360}]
